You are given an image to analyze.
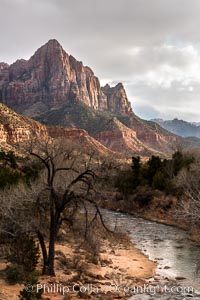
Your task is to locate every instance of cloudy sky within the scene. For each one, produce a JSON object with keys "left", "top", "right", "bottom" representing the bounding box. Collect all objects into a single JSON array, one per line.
[{"left": 1, "top": 0, "right": 200, "bottom": 121}]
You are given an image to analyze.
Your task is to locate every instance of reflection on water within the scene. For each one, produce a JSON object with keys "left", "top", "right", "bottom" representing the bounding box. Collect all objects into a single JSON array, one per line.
[{"left": 101, "top": 209, "right": 200, "bottom": 286}]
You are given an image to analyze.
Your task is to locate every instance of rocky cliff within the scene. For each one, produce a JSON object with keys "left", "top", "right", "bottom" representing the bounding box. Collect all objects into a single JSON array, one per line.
[
  {"left": 0, "top": 103, "right": 48, "bottom": 147},
  {"left": 34, "top": 100, "right": 179, "bottom": 155},
  {"left": 102, "top": 83, "right": 132, "bottom": 115},
  {"left": 0, "top": 39, "right": 131, "bottom": 116},
  {"left": 0, "top": 40, "right": 184, "bottom": 156},
  {"left": 128, "top": 116, "right": 179, "bottom": 153},
  {"left": 48, "top": 127, "right": 116, "bottom": 156},
  {"left": 93, "top": 117, "right": 156, "bottom": 155}
]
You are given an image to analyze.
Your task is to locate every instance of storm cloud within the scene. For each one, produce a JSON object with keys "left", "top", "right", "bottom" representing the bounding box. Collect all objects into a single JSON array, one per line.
[{"left": 1, "top": 0, "right": 200, "bottom": 121}]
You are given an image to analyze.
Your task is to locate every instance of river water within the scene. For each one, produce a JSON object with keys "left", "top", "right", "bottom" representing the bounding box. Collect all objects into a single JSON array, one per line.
[{"left": 100, "top": 209, "right": 200, "bottom": 299}]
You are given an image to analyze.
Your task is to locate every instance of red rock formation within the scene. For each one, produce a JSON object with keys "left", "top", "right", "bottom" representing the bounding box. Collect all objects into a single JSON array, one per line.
[
  {"left": 128, "top": 116, "right": 180, "bottom": 153},
  {"left": 94, "top": 117, "right": 154, "bottom": 154},
  {"left": 0, "top": 40, "right": 182, "bottom": 156},
  {"left": 0, "top": 103, "right": 116, "bottom": 156},
  {"left": 48, "top": 127, "right": 116, "bottom": 155},
  {"left": 0, "top": 40, "right": 129, "bottom": 115},
  {"left": 102, "top": 83, "right": 132, "bottom": 115},
  {"left": 0, "top": 103, "right": 48, "bottom": 146}
]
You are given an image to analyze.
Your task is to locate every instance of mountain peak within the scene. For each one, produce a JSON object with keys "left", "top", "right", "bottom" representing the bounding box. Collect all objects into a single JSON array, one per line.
[
  {"left": 0, "top": 41, "right": 133, "bottom": 116},
  {"left": 115, "top": 82, "right": 124, "bottom": 88},
  {"left": 32, "top": 39, "right": 64, "bottom": 60},
  {"left": 103, "top": 83, "right": 111, "bottom": 89},
  {"left": 102, "top": 82, "right": 132, "bottom": 115},
  {"left": 44, "top": 39, "right": 63, "bottom": 49}
]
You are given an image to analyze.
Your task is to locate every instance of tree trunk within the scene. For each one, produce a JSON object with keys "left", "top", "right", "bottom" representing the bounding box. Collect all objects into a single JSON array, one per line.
[
  {"left": 47, "top": 193, "right": 56, "bottom": 276},
  {"left": 37, "top": 230, "right": 48, "bottom": 275},
  {"left": 47, "top": 230, "right": 55, "bottom": 276}
]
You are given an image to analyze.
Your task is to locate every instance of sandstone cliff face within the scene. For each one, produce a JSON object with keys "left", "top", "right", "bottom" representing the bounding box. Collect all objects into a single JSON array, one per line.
[
  {"left": 128, "top": 116, "right": 180, "bottom": 153},
  {"left": 102, "top": 83, "right": 132, "bottom": 115},
  {"left": 93, "top": 117, "right": 154, "bottom": 155},
  {"left": 48, "top": 127, "right": 115, "bottom": 156},
  {"left": 0, "top": 40, "right": 130, "bottom": 116},
  {"left": 0, "top": 40, "right": 183, "bottom": 156},
  {"left": 0, "top": 103, "right": 116, "bottom": 156},
  {"left": 0, "top": 103, "right": 48, "bottom": 146}
]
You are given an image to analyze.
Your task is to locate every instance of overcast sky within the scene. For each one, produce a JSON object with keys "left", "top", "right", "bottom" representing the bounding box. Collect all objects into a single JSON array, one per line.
[{"left": 1, "top": 0, "right": 200, "bottom": 121}]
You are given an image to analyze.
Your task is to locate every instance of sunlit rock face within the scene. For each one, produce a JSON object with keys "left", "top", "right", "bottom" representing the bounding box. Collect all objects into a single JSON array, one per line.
[
  {"left": 0, "top": 40, "right": 131, "bottom": 116},
  {"left": 0, "top": 40, "right": 182, "bottom": 156},
  {"left": 0, "top": 103, "right": 48, "bottom": 146},
  {"left": 102, "top": 83, "right": 132, "bottom": 115}
]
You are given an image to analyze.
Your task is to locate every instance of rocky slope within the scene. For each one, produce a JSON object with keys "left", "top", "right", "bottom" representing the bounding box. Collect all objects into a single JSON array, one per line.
[
  {"left": 0, "top": 103, "right": 116, "bottom": 156},
  {"left": 118, "top": 115, "right": 180, "bottom": 153},
  {"left": 48, "top": 127, "right": 116, "bottom": 156},
  {"left": 0, "top": 103, "right": 48, "bottom": 149},
  {"left": 0, "top": 40, "right": 182, "bottom": 156},
  {"left": 35, "top": 101, "right": 179, "bottom": 155},
  {"left": 93, "top": 117, "right": 157, "bottom": 155}
]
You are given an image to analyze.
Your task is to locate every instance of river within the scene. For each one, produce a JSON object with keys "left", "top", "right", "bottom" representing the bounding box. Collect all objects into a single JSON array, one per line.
[{"left": 101, "top": 209, "right": 200, "bottom": 299}]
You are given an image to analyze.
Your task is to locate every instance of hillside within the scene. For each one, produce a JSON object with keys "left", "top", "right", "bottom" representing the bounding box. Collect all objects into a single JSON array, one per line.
[
  {"left": 0, "top": 103, "right": 48, "bottom": 151},
  {"left": 152, "top": 118, "right": 200, "bottom": 138},
  {"left": 0, "top": 103, "right": 116, "bottom": 157}
]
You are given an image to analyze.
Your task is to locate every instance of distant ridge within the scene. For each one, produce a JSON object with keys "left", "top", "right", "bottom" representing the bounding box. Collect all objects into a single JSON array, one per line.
[{"left": 152, "top": 118, "right": 200, "bottom": 138}]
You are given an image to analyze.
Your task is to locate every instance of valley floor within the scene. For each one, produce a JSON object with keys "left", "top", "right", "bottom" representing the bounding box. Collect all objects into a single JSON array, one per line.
[{"left": 0, "top": 236, "right": 155, "bottom": 300}]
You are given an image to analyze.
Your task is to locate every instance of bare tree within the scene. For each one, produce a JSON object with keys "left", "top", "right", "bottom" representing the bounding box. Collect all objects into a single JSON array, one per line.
[
  {"left": 174, "top": 155, "right": 200, "bottom": 278},
  {"left": 0, "top": 138, "right": 113, "bottom": 276},
  {"left": 175, "top": 157, "right": 200, "bottom": 228},
  {"left": 26, "top": 138, "right": 110, "bottom": 276}
]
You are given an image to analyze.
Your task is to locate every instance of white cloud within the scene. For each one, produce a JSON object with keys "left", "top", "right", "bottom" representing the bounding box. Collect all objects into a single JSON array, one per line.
[{"left": 1, "top": 0, "right": 200, "bottom": 121}]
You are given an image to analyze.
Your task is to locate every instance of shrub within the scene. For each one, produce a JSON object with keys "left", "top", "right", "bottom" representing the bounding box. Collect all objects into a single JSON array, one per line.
[
  {"left": 134, "top": 187, "right": 153, "bottom": 208},
  {"left": 21, "top": 163, "right": 42, "bottom": 185},
  {"left": 0, "top": 150, "right": 17, "bottom": 168},
  {"left": 6, "top": 264, "right": 26, "bottom": 284},
  {"left": 18, "top": 278, "right": 43, "bottom": 300},
  {"left": 152, "top": 171, "right": 167, "bottom": 190},
  {"left": 6, "top": 265, "right": 39, "bottom": 284},
  {"left": 114, "top": 170, "right": 134, "bottom": 194},
  {"left": 115, "top": 151, "right": 195, "bottom": 196},
  {"left": 0, "top": 167, "right": 21, "bottom": 189},
  {"left": 6, "top": 235, "right": 40, "bottom": 284},
  {"left": 9, "top": 235, "right": 40, "bottom": 273}
]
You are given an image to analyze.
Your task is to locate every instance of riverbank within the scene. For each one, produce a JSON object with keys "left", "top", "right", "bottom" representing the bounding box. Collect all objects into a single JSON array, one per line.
[
  {"left": 1, "top": 206, "right": 200, "bottom": 300},
  {"left": 100, "top": 208, "right": 200, "bottom": 300},
  {"left": 0, "top": 231, "right": 156, "bottom": 299},
  {"left": 98, "top": 190, "right": 200, "bottom": 244}
]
